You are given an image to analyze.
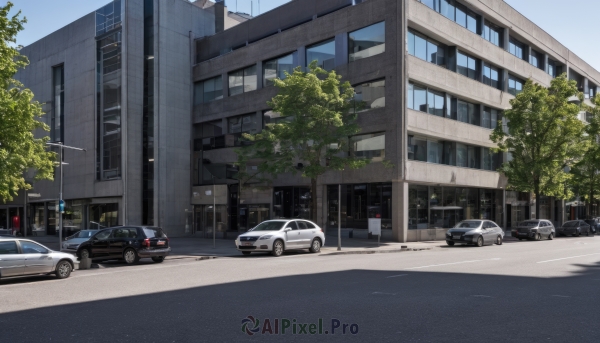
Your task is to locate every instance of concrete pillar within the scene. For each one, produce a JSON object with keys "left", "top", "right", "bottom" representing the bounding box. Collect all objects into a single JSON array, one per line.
[
  {"left": 392, "top": 180, "right": 408, "bottom": 242},
  {"left": 298, "top": 46, "right": 306, "bottom": 71},
  {"left": 334, "top": 32, "right": 348, "bottom": 68},
  {"left": 522, "top": 45, "right": 530, "bottom": 63},
  {"left": 447, "top": 46, "right": 458, "bottom": 73},
  {"left": 501, "top": 68, "right": 509, "bottom": 93},
  {"left": 477, "top": 59, "right": 484, "bottom": 83},
  {"left": 503, "top": 27, "right": 510, "bottom": 52},
  {"left": 543, "top": 53, "right": 549, "bottom": 75}
]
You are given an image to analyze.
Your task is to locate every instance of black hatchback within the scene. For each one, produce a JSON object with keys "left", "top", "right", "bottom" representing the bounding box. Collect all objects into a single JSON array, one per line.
[{"left": 76, "top": 226, "right": 171, "bottom": 264}]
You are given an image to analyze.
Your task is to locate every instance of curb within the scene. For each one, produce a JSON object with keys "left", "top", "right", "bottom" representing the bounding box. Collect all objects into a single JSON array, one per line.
[{"left": 322, "top": 247, "right": 432, "bottom": 256}]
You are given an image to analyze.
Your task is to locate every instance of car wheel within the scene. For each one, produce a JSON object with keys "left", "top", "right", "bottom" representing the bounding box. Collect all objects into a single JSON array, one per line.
[
  {"left": 151, "top": 256, "right": 165, "bottom": 263},
  {"left": 55, "top": 260, "right": 72, "bottom": 279},
  {"left": 518, "top": 238, "right": 523, "bottom": 241},
  {"left": 536, "top": 233, "right": 542, "bottom": 241},
  {"left": 309, "top": 238, "right": 321, "bottom": 253},
  {"left": 548, "top": 233, "right": 554, "bottom": 240},
  {"left": 576, "top": 230, "right": 581, "bottom": 237},
  {"left": 79, "top": 248, "right": 90, "bottom": 260},
  {"left": 123, "top": 248, "right": 140, "bottom": 264},
  {"left": 586, "top": 230, "right": 590, "bottom": 237},
  {"left": 271, "top": 240, "right": 284, "bottom": 257},
  {"left": 446, "top": 241, "right": 455, "bottom": 246},
  {"left": 476, "top": 236, "right": 484, "bottom": 247},
  {"left": 242, "top": 251, "right": 251, "bottom": 255},
  {"left": 496, "top": 235, "right": 503, "bottom": 245}
]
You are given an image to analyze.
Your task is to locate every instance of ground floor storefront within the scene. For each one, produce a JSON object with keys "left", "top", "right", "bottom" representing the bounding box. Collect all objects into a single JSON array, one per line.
[{"left": 0, "top": 199, "right": 120, "bottom": 237}]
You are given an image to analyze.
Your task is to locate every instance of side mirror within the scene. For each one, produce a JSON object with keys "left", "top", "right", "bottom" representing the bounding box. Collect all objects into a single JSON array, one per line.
[{"left": 284, "top": 227, "right": 292, "bottom": 232}]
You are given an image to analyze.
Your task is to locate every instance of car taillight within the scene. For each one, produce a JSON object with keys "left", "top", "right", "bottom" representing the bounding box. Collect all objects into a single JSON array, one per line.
[{"left": 144, "top": 238, "right": 150, "bottom": 248}]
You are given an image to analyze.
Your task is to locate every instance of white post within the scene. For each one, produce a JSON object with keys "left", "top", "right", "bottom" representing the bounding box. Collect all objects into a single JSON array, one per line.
[
  {"left": 213, "top": 179, "right": 216, "bottom": 249},
  {"left": 59, "top": 145, "right": 63, "bottom": 250},
  {"left": 337, "top": 184, "right": 341, "bottom": 251}
]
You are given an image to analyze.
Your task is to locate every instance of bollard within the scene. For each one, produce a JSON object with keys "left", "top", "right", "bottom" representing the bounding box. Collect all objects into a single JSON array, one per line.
[{"left": 79, "top": 257, "right": 92, "bottom": 270}]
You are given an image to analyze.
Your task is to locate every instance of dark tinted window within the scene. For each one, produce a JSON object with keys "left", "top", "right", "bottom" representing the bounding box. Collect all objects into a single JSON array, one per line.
[
  {"left": 0, "top": 241, "right": 18, "bottom": 255},
  {"left": 457, "top": 51, "right": 478, "bottom": 80},
  {"left": 584, "top": 220, "right": 596, "bottom": 225},
  {"left": 305, "top": 222, "right": 316, "bottom": 229},
  {"left": 142, "top": 228, "right": 167, "bottom": 238},
  {"left": 286, "top": 221, "right": 299, "bottom": 230},
  {"left": 296, "top": 221, "right": 308, "bottom": 230},
  {"left": 94, "top": 229, "right": 112, "bottom": 240},
  {"left": 563, "top": 221, "right": 579, "bottom": 227},
  {"left": 20, "top": 241, "right": 49, "bottom": 254}
]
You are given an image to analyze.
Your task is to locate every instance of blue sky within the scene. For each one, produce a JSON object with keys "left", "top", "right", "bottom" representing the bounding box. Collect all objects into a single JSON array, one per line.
[{"left": 4, "top": 0, "right": 600, "bottom": 71}]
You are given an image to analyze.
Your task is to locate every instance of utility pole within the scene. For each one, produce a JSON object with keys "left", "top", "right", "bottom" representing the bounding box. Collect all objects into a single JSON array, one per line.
[
  {"left": 46, "top": 142, "right": 86, "bottom": 250},
  {"left": 338, "top": 184, "right": 341, "bottom": 251}
]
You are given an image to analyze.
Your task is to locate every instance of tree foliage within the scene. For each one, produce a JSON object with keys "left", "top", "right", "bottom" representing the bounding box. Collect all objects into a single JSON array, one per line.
[
  {"left": 0, "top": 2, "right": 54, "bottom": 202},
  {"left": 570, "top": 95, "right": 600, "bottom": 216},
  {"left": 490, "top": 74, "right": 587, "bottom": 217},
  {"left": 237, "top": 61, "right": 370, "bottom": 221}
]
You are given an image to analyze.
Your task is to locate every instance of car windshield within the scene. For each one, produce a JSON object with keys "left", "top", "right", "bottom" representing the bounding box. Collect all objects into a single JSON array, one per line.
[
  {"left": 584, "top": 220, "right": 595, "bottom": 225},
  {"left": 563, "top": 221, "right": 579, "bottom": 227},
  {"left": 250, "top": 221, "right": 287, "bottom": 231},
  {"left": 454, "top": 221, "right": 482, "bottom": 228},
  {"left": 520, "top": 221, "right": 539, "bottom": 227},
  {"left": 76, "top": 230, "right": 96, "bottom": 238}
]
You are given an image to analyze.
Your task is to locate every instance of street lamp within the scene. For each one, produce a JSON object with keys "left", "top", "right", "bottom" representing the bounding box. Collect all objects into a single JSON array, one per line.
[{"left": 46, "top": 142, "right": 86, "bottom": 250}]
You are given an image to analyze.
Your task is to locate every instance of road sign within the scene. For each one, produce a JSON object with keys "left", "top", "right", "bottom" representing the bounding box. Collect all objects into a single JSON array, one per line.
[{"left": 27, "top": 193, "right": 41, "bottom": 198}]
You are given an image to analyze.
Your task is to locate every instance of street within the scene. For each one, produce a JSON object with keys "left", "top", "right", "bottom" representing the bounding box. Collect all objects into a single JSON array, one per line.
[{"left": 2, "top": 236, "right": 600, "bottom": 342}]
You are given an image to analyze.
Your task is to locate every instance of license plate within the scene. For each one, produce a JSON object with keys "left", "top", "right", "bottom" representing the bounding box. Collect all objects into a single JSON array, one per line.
[
  {"left": 242, "top": 242, "right": 253, "bottom": 246},
  {"left": 453, "top": 235, "right": 461, "bottom": 240},
  {"left": 157, "top": 241, "right": 165, "bottom": 246},
  {"left": 518, "top": 233, "right": 527, "bottom": 236}
]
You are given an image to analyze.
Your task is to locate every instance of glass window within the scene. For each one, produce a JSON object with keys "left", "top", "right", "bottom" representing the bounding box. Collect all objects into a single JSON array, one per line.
[
  {"left": 20, "top": 241, "right": 49, "bottom": 254},
  {"left": 353, "top": 79, "right": 385, "bottom": 112},
  {"left": 440, "top": 0, "right": 455, "bottom": 21},
  {"left": 427, "top": 140, "right": 443, "bottom": 164},
  {"left": 547, "top": 59, "right": 556, "bottom": 78},
  {"left": 483, "top": 20, "right": 502, "bottom": 47},
  {"left": 307, "top": 39, "right": 335, "bottom": 70},
  {"left": 508, "top": 75, "right": 524, "bottom": 96},
  {"left": 408, "top": 136, "right": 427, "bottom": 162},
  {"left": 350, "top": 133, "right": 385, "bottom": 162},
  {"left": 483, "top": 63, "right": 499, "bottom": 89},
  {"left": 468, "top": 102, "right": 479, "bottom": 126},
  {"left": 196, "top": 75, "right": 223, "bottom": 103},
  {"left": 52, "top": 65, "right": 64, "bottom": 143},
  {"left": 456, "top": 143, "right": 468, "bottom": 167},
  {"left": 228, "top": 114, "right": 259, "bottom": 135},
  {"left": 0, "top": 241, "right": 18, "bottom": 255},
  {"left": 349, "top": 22, "right": 385, "bottom": 62},
  {"left": 529, "top": 49, "right": 543, "bottom": 69},
  {"left": 228, "top": 65, "right": 257, "bottom": 96},
  {"left": 408, "top": 30, "right": 446, "bottom": 67},
  {"left": 201, "top": 120, "right": 224, "bottom": 138},
  {"left": 421, "top": 0, "right": 437, "bottom": 10},
  {"left": 409, "top": 184, "right": 429, "bottom": 230},
  {"left": 457, "top": 99, "right": 469, "bottom": 123},
  {"left": 509, "top": 37, "right": 523, "bottom": 59},
  {"left": 457, "top": 51, "right": 477, "bottom": 80},
  {"left": 408, "top": 83, "right": 428, "bottom": 112},
  {"left": 468, "top": 146, "right": 480, "bottom": 169},
  {"left": 443, "top": 141, "right": 455, "bottom": 166},
  {"left": 482, "top": 147, "right": 498, "bottom": 171},
  {"left": 427, "top": 89, "right": 445, "bottom": 117},
  {"left": 263, "top": 52, "right": 297, "bottom": 87},
  {"left": 483, "top": 107, "right": 500, "bottom": 129},
  {"left": 466, "top": 10, "right": 477, "bottom": 33}
]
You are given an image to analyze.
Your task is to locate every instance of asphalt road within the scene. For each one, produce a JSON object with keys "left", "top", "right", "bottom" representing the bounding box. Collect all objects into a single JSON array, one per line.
[{"left": 2, "top": 235, "right": 600, "bottom": 342}]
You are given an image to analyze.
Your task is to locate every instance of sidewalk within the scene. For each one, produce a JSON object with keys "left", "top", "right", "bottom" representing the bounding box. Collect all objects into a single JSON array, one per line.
[{"left": 25, "top": 235, "right": 440, "bottom": 258}]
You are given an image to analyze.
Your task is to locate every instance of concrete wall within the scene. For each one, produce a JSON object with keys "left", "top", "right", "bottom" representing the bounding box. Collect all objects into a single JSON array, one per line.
[{"left": 155, "top": 0, "right": 215, "bottom": 236}]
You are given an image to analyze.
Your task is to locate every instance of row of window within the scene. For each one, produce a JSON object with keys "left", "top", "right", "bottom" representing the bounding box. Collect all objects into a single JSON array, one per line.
[
  {"left": 194, "top": 22, "right": 386, "bottom": 105},
  {"left": 408, "top": 135, "right": 501, "bottom": 171},
  {"left": 407, "top": 82, "right": 501, "bottom": 130},
  {"left": 420, "top": 0, "right": 560, "bottom": 79}
]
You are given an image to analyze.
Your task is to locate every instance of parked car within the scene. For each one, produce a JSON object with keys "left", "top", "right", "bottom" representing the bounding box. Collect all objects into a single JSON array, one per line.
[
  {"left": 76, "top": 226, "right": 170, "bottom": 264},
  {"left": 0, "top": 237, "right": 76, "bottom": 279},
  {"left": 512, "top": 219, "right": 555, "bottom": 240},
  {"left": 445, "top": 220, "right": 504, "bottom": 247},
  {"left": 62, "top": 230, "right": 98, "bottom": 253},
  {"left": 557, "top": 220, "right": 592, "bottom": 237},
  {"left": 583, "top": 218, "right": 600, "bottom": 235},
  {"left": 235, "top": 219, "right": 325, "bottom": 256}
]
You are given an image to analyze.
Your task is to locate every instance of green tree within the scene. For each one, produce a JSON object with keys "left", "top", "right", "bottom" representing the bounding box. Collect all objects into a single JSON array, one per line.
[
  {"left": 490, "top": 74, "right": 587, "bottom": 218},
  {"left": 570, "top": 95, "right": 600, "bottom": 217},
  {"left": 0, "top": 2, "right": 54, "bottom": 202},
  {"left": 237, "top": 61, "right": 370, "bottom": 222}
]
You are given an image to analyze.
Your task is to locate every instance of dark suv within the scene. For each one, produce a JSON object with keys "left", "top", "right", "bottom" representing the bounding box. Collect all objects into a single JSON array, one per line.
[{"left": 76, "top": 226, "right": 171, "bottom": 264}]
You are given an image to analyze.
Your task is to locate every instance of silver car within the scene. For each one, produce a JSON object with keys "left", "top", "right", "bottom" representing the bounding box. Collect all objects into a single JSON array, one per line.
[
  {"left": 445, "top": 220, "right": 504, "bottom": 247},
  {"left": 0, "top": 237, "right": 76, "bottom": 279},
  {"left": 511, "top": 219, "right": 555, "bottom": 240},
  {"left": 235, "top": 219, "right": 326, "bottom": 256},
  {"left": 62, "top": 229, "right": 97, "bottom": 252}
]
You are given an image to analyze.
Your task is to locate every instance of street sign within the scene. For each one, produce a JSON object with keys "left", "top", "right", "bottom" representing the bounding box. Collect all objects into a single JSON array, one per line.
[
  {"left": 59, "top": 200, "right": 65, "bottom": 214},
  {"left": 27, "top": 193, "right": 41, "bottom": 198}
]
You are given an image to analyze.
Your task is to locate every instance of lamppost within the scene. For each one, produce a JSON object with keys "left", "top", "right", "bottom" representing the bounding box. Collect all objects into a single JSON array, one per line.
[{"left": 46, "top": 142, "right": 86, "bottom": 250}]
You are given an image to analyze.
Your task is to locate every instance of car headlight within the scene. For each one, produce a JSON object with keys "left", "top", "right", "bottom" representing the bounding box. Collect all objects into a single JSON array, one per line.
[{"left": 258, "top": 235, "right": 273, "bottom": 240}]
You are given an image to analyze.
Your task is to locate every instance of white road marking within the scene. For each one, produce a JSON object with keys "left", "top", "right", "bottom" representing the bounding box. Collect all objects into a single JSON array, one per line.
[
  {"left": 537, "top": 253, "right": 600, "bottom": 264},
  {"left": 386, "top": 274, "right": 408, "bottom": 278},
  {"left": 404, "top": 258, "right": 501, "bottom": 270}
]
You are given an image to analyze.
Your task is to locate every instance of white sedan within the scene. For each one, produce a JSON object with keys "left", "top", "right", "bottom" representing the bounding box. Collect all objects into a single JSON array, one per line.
[
  {"left": 236, "top": 219, "right": 326, "bottom": 256},
  {"left": 0, "top": 237, "right": 77, "bottom": 279}
]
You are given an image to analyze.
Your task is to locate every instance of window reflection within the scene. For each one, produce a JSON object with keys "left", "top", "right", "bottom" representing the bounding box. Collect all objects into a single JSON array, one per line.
[
  {"left": 263, "top": 52, "right": 298, "bottom": 86},
  {"left": 353, "top": 79, "right": 385, "bottom": 112},
  {"left": 306, "top": 39, "right": 335, "bottom": 70},
  {"left": 349, "top": 22, "right": 385, "bottom": 62},
  {"left": 350, "top": 133, "right": 385, "bottom": 162}
]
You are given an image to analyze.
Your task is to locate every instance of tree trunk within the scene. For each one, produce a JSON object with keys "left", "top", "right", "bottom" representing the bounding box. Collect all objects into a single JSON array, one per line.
[
  {"left": 535, "top": 190, "right": 541, "bottom": 220},
  {"left": 311, "top": 177, "right": 318, "bottom": 223},
  {"left": 590, "top": 188, "right": 594, "bottom": 218}
]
